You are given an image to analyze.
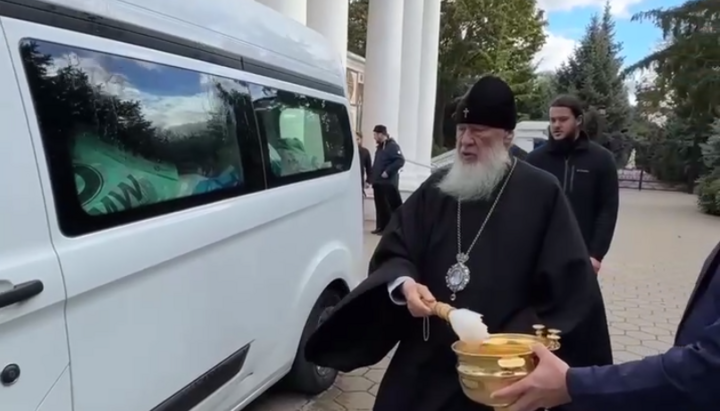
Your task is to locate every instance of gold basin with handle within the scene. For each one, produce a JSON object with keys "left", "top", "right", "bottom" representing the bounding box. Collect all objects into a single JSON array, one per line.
[{"left": 431, "top": 302, "right": 561, "bottom": 411}]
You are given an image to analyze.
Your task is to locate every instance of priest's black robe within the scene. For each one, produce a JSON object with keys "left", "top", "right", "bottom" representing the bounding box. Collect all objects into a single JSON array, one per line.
[{"left": 305, "top": 159, "right": 613, "bottom": 411}]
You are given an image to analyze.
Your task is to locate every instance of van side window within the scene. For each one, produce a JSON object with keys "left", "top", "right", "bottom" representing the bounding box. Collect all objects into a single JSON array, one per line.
[
  {"left": 248, "top": 84, "right": 352, "bottom": 182},
  {"left": 19, "top": 39, "right": 264, "bottom": 236}
]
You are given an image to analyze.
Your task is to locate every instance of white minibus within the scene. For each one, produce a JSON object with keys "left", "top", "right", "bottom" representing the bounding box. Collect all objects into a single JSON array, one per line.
[{"left": 0, "top": 0, "right": 363, "bottom": 410}]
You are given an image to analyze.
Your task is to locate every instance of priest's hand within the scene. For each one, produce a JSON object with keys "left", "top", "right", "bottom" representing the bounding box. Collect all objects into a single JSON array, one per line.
[
  {"left": 401, "top": 278, "right": 435, "bottom": 317},
  {"left": 490, "top": 344, "right": 571, "bottom": 411},
  {"left": 590, "top": 257, "right": 601, "bottom": 273}
]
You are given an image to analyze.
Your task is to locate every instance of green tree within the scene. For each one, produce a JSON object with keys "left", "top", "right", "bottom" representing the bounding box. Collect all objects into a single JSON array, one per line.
[
  {"left": 517, "top": 71, "right": 557, "bottom": 120},
  {"left": 348, "top": 0, "right": 368, "bottom": 56},
  {"left": 346, "top": 0, "right": 546, "bottom": 148},
  {"left": 628, "top": 0, "right": 720, "bottom": 118},
  {"left": 436, "top": 0, "right": 546, "bottom": 146},
  {"left": 596, "top": 2, "right": 632, "bottom": 132},
  {"left": 627, "top": 0, "right": 719, "bottom": 200},
  {"left": 556, "top": 2, "right": 631, "bottom": 134},
  {"left": 697, "top": 120, "right": 720, "bottom": 214}
]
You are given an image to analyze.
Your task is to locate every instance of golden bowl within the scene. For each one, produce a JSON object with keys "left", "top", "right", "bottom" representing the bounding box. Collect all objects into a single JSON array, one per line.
[{"left": 452, "top": 326, "right": 561, "bottom": 411}]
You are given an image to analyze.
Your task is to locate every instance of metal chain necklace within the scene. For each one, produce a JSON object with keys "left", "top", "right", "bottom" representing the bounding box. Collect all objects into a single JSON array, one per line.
[{"left": 445, "top": 157, "right": 518, "bottom": 300}]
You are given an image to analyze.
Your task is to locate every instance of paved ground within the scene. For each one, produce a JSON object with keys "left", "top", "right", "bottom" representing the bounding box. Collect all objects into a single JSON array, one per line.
[{"left": 246, "top": 189, "right": 720, "bottom": 411}]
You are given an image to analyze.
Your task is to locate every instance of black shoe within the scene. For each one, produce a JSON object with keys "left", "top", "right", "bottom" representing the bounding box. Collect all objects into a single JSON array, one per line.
[{"left": 371, "top": 228, "right": 383, "bottom": 235}]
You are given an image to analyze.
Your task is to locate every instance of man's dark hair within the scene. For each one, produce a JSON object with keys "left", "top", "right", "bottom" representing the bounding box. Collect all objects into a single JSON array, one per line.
[
  {"left": 373, "top": 124, "right": 388, "bottom": 135},
  {"left": 550, "top": 94, "right": 584, "bottom": 118}
]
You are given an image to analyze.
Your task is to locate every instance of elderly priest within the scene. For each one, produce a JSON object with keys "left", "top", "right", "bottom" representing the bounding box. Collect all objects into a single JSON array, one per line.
[{"left": 305, "top": 75, "right": 613, "bottom": 411}]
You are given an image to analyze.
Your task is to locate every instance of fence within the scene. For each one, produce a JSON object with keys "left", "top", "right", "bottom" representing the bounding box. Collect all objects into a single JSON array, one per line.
[{"left": 618, "top": 168, "right": 687, "bottom": 191}]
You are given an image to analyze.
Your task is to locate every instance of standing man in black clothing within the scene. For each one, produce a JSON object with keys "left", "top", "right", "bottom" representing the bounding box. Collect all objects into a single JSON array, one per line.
[
  {"left": 357, "top": 132, "right": 372, "bottom": 195},
  {"left": 526, "top": 95, "right": 619, "bottom": 273},
  {"left": 370, "top": 125, "right": 405, "bottom": 235}
]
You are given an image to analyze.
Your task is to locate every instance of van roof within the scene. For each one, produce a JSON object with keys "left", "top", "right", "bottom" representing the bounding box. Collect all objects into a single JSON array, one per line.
[{"left": 30, "top": 0, "right": 344, "bottom": 88}]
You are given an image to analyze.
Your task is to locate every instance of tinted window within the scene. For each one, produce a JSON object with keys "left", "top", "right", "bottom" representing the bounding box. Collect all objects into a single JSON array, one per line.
[
  {"left": 20, "top": 39, "right": 264, "bottom": 235},
  {"left": 248, "top": 84, "right": 352, "bottom": 183}
]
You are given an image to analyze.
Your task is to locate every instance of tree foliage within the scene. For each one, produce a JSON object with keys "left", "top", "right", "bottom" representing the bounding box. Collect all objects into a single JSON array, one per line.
[
  {"left": 436, "top": 0, "right": 545, "bottom": 145},
  {"left": 628, "top": 0, "right": 720, "bottom": 211},
  {"left": 696, "top": 120, "right": 720, "bottom": 214},
  {"left": 627, "top": 0, "right": 720, "bottom": 118},
  {"left": 555, "top": 2, "right": 631, "bottom": 134},
  {"left": 348, "top": 0, "right": 368, "bottom": 56},
  {"left": 516, "top": 71, "right": 556, "bottom": 121},
  {"left": 347, "top": 0, "right": 546, "bottom": 147}
]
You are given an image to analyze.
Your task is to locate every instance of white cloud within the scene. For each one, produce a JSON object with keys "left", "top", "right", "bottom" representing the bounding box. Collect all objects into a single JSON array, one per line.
[
  {"left": 538, "top": 0, "right": 644, "bottom": 17},
  {"left": 534, "top": 31, "right": 577, "bottom": 72}
]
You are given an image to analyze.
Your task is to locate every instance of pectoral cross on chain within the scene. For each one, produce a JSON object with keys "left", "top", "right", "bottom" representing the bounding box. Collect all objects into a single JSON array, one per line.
[{"left": 463, "top": 108, "right": 469, "bottom": 118}]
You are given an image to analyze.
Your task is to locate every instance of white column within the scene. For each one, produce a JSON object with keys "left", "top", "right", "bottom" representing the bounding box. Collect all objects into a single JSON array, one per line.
[
  {"left": 396, "top": 0, "right": 424, "bottom": 160},
  {"left": 307, "top": 0, "right": 349, "bottom": 67},
  {"left": 360, "top": 0, "right": 404, "bottom": 152},
  {"left": 416, "top": 0, "right": 442, "bottom": 170},
  {"left": 256, "top": 0, "right": 307, "bottom": 25}
]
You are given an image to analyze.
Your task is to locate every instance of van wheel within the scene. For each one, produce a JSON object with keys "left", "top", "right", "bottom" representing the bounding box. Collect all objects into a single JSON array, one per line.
[{"left": 285, "top": 288, "right": 342, "bottom": 395}]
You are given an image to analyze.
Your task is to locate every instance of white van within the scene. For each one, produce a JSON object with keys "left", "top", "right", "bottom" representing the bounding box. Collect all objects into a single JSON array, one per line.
[{"left": 0, "top": 0, "right": 363, "bottom": 410}]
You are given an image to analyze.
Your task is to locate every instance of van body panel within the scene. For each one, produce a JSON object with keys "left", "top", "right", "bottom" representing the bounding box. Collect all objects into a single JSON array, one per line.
[
  {"left": 0, "top": 20, "right": 70, "bottom": 411},
  {"left": 0, "top": 0, "right": 361, "bottom": 409}
]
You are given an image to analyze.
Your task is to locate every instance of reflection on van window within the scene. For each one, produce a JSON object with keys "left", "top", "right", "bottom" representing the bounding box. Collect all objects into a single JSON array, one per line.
[
  {"left": 19, "top": 39, "right": 248, "bottom": 216},
  {"left": 249, "top": 84, "right": 346, "bottom": 178}
]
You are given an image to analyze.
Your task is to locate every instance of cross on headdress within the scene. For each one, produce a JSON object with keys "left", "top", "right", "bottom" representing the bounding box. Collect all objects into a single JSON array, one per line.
[{"left": 463, "top": 108, "right": 469, "bottom": 118}]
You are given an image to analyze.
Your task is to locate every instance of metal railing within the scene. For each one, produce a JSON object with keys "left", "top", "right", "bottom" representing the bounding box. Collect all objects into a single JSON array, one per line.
[
  {"left": 431, "top": 150, "right": 455, "bottom": 170},
  {"left": 403, "top": 158, "right": 433, "bottom": 170}
]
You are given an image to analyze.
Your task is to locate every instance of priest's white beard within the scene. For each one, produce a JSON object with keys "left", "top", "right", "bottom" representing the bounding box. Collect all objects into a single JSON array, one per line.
[{"left": 437, "top": 146, "right": 511, "bottom": 201}]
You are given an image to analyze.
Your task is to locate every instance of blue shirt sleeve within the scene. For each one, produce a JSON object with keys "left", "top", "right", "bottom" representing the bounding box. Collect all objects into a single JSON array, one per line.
[{"left": 566, "top": 315, "right": 720, "bottom": 411}]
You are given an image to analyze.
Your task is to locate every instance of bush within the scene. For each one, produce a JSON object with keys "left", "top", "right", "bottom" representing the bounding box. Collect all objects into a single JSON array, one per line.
[{"left": 696, "top": 174, "right": 720, "bottom": 215}]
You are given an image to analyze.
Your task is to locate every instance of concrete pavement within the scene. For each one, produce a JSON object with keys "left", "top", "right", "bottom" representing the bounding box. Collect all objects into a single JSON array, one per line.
[{"left": 246, "top": 189, "right": 720, "bottom": 411}]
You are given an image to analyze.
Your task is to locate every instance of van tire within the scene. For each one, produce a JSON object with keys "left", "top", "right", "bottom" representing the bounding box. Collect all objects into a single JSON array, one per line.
[{"left": 285, "top": 288, "right": 342, "bottom": 395}]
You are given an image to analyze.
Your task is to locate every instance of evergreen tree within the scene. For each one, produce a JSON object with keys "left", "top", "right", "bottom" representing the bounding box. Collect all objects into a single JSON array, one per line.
[
  {"left": 595, "top": 2, "right": 632, "bottom": 132},
  {"left": 348, "top": 0, "right": 368, "bottom": 56},
  {"left": 701, "top": 120, "right": 720, "bottom": 172},
  {"left": 517, "top": 71, "right": 556, "bottom": 120},
  {"left": 628, "top": 0, "right": 719, "bottom": 199},
  {"left": 555, "top": 2, "right": 631, "bottom": 134},
  {"left": 628, "top": 0, "right": 720, "bottom": 117}
]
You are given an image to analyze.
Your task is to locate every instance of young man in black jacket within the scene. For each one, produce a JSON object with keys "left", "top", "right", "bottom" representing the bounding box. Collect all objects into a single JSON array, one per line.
[
  {"left": 526, "top": 95, "right": 619, "bottom": 273},
  {"left": 370, "top": 125, "right": 405, "bottom": 234}
]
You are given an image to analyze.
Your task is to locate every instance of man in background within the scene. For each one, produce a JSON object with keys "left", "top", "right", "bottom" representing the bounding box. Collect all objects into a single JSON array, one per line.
[
  {"left": 526, "top": 95, "right": 619, "bottom": 273},
  {"left": 370, "top": 125, "right": 404, "bottom": 235},
  {"left": 357, "top": 132, "right": 372, "bottom": 196}
]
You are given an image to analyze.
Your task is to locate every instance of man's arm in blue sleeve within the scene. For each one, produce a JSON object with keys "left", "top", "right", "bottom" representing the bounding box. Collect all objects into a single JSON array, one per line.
[
  {"left": 566, "top": 316, "right": 720, "bottom": 411},
  {"left": 384, "top": 142, "right": 405, "bottom": 176}
]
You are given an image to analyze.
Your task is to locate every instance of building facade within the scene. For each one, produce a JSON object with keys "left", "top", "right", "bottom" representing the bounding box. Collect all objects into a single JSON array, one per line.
[
  {"left": 255, "top": 0, "right": 441, "bottom": 191},
  {"left": 346, "top": 53, "right": 365, "bottom": 135}
]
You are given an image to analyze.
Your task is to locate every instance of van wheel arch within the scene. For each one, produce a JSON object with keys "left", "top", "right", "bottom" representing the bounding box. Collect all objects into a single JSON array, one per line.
[{"left": 284, "top": 281, "right": 348, "bottom": 394}]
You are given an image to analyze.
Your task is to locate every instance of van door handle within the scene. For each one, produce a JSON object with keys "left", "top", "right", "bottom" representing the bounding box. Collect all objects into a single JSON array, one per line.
[{"left": 0, "top": 280, "right": 44, "bottom": 309}]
